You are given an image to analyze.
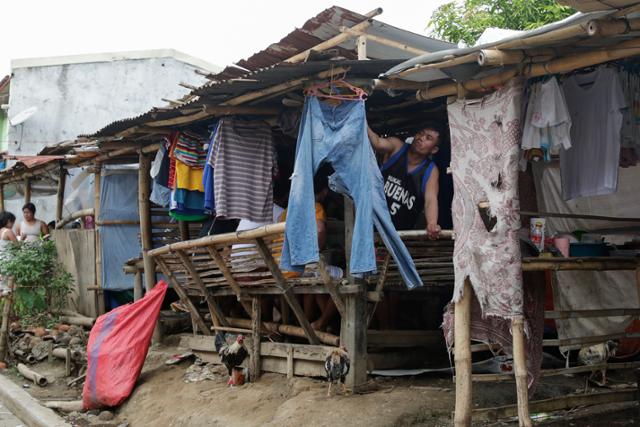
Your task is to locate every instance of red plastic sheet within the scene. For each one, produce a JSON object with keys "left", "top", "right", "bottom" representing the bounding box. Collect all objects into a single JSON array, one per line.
[{"left": 83, "top": 281, "right": 168, "bottom": 409}]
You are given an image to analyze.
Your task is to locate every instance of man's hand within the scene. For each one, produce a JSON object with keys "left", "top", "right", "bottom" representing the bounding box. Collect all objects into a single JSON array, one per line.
[{"left": 426, "top": 223, "right": 441, "bottom": 240}]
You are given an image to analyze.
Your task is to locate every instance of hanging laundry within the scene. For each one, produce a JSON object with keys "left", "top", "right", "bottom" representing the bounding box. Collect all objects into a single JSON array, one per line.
[
  {"left": 521, "top": 77, "right": 572, "bottom": 169},
  {"left": 208, "top": 118, "right": 277, "bottom": 223},
  {"left": 280, "top": 96, "right": 422, "bottom": 288},
  {"left": 447, "top": 78, "right": 525, "bottom": 320},
  {"left": 173, "top": 131, "right": 207, "bottom": 168},
  {"left": 203, "top": 123, "right": 221, "bottom": 212},
  {"left": 175, "top": 160, "right": 204, "bottom": 192},
  {"left": 619, "top": 69, "right": 640, "bottom": 167},
  {"left": 561, "top": 67, "right": 626, "bottom": 200}
]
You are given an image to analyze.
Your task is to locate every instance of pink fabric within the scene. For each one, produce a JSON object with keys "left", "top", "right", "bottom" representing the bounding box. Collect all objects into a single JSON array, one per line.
[{"left": 447, "top": 79, "right": 525, "bottom": 318}]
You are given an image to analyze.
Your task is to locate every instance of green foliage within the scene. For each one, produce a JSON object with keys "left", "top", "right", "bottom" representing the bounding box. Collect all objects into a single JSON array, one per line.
[
  {"left": 429, "top": 0, "right": 575, "bottom": 46},
  {"left": 0, "top": 240, "right": 73, "bottom": 321}
]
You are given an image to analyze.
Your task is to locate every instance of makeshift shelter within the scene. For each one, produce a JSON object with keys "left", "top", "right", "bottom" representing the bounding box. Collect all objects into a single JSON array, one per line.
[{"left": 380, "top": 1, "right": 640, "bottom": 425}]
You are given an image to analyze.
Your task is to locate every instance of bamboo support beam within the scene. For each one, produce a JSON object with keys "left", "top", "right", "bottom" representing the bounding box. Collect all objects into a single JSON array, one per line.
[
  {"left": 0, "top": 279, "right": 13, "bottom": 362},
  {"left": 588, "top": 18, "right": 640, "bottom": 38},
  {"left": 339, "top": 26, "right": 428, "bottom": 56},
  {"left": 543, "top": 332, "right": 640, "bottom": 348},
  {"left": 477, "top": 49, "right": 526, "bottom": 66},
  {"left": 521, "top": 258, "right": 638, "bottom": 272},
  {"left": 138, "top": 152, "right": 156, "bottom": 293},
  {"left": 512, "top": 318, "right": 531, "bottom": 427},
  {"left": 417, "top": 37, "right": 640, "bottom": 101},
  {"left": 454, "top": 279, "right": 472, "bottom": 427},
  {"left": 251, "top": 297, "right": 261, "bottom": 381},
  {"left": 254, "top": 238, "right": 320, "bottom": 345},
  {"left": 93, "top": 167, "right": 104, "bottom": 315},
  {"left": 23, "top": 178, "right": 31, "bottom": 204},
  {"left": 545, "top": 308, "right": 640, "bottom": 319},
  {"left": 317, "top": 256, "right": 346, "bottom": 318},
  {"left": 155, "top": 257, "right": 211, "bottom": 335},
  {"left": 221, "top": 67, "right": 350, "bottom": 107},
  {"left": 225, "top": 317, "right": 339, "bottom": 346},
  {"left": 0, "top": 184, "right": 4, "bottom": 212},
  {"left": 55, "top": 208, "right": 94, "bottom": 229},
  {"left": 55, "top": 166, "right": 66, "bottom": 223},
  {"left": 284, "top": 8, "right": 383, "bottom": 63},
  {"left": 471, "top": 361, "right": 640, "bottom": 382},
  {"left": 175, "top": 250, "right": 229, "bottom": 328},
  {"left": 205, "top": 246, "right": 252, "bottom": 315}
]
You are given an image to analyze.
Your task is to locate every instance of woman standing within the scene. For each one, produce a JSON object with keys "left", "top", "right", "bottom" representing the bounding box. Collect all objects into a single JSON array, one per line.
[
  {"left": 15, "top": 203, "right": 48, "bottom": 242},
  {"left": 0, "top": 212, "right": 18, "bottom": 295}
]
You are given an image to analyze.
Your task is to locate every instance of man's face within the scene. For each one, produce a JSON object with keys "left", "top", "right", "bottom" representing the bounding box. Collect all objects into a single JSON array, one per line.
[{"left": 411, "top": 128, "right": 440, "bottom": 157}]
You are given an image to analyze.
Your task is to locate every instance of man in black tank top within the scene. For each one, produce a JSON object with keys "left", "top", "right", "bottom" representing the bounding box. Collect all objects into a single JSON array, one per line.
[{"left": 368, "top": 125, "right": 441, "bottom": 238}]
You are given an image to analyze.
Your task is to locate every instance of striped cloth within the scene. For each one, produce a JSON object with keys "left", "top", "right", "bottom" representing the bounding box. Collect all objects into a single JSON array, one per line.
[
  {"left": 208, "top": 118, "right": 276, "bottom": 222},
  {"left": 173, "top": 131, "right": 207, "bottom": 168}
]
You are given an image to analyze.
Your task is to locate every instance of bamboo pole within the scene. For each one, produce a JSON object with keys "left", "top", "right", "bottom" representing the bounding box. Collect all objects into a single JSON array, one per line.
[
  {"left": 17, "top": 363, "right": 48, "bottom": 387},
  {"left": 417, "top": 37, "right": 640, "bottom": 101},
  {"left": 477, "top": 49, "right": 525, "bottom": 66},
  {"left": 133, "top": 270, "right": 143, "bottom": 301},
  {"left": 284, "top": 8, "right": 383, "bottom": 63},
  {"left": 251, "top": 297, "right": 261, "bottom": 381},
  {"left": 55, "top": 208, "right": 94, "bottom": 229},
  {"left": 225, "top": 317, "right": 340, "bottom": 347},
  {"left": 205, "top": 246, "right": 252, "bottom": 315},
  {"left": 454, "top": 279, "right": 472, "bottom": 427},
  {"left": 23, "top": 178, "right": 31, "bottom": 204},
  {"left": 55, "top": 166, "right": 66, "bottom": 223},
  {"left": 59, "top": 315, "right": 94, "bottom": 328},
  {"left": 93, "top": 166, "right": 104, "bottom": 315},
  {"left": 0, "top": 184, "right": 4, "bottom": 212},
  {"left": 357, "top": 34, "right": 368, "bottom": 60},
  {"left": 44, "top": 401, "right": 83, "bottom": 412},
  {"left": 0, "top": 279, "right": 13, "bottom": 362},
  {"left": 511, "top": 318, "right": 531, "bottom": 427},
  {"left": 138, "top": 152, "right": 156, "bottom": 293}
]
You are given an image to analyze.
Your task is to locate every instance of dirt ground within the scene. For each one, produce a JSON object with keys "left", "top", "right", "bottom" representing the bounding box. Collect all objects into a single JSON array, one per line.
[{"left": 2, "top": 340, "right": 639, "bottom": 427}]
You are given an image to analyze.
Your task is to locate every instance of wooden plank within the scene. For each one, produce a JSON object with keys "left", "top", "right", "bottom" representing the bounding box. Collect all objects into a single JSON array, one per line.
[
  {"left": 317, "top": 256, "right": 346, "bottom": 317},
  {"left": 175, "top": 250, "right": 229, "bottom": 328},
  {"left": 254, "top": 238, "right": 320, "bottom": 345},
  {"left": 286, "top": 346, "right": 294, "bottom": 379},
  {"left": 474, "top": 390, "right": 640, "bottom": 422},
  {"left": 545, "top": 308, "right": 640, "bottom": 319},
  {"left": 155, "top": 258, "right": 211, "bottom": 335},
  {"left": 251, "top": 297, "right": 261, "bottom": 381},
  {"left": 367, "top": 330, "right": 444, "bottom": 348},
  {"left": 205, "top": 246, "right": 252, "bottom": 315}
]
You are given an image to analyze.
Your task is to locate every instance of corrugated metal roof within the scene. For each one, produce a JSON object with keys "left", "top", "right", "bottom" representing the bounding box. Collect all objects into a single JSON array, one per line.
[
  {"left": 88, "top": 6, "right": 455, "bottom": 139},
  {"left": 558, "top": 0, "right": 639, "bottom": 12},
  {"left": 91, "top": 59, "right": 402, "bottom": 137},
  {"left": 380, "top": 10, "right": 628, "bottom": 82}
]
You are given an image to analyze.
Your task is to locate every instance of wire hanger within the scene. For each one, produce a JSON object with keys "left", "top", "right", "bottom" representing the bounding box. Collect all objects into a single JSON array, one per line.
[{"left": 304, "top": 72, "right": 368, "bottom": 101}]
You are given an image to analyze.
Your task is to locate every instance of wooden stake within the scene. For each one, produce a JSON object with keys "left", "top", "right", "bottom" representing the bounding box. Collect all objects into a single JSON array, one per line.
[
  {"left": 55, "top": 165, "right": 66, "bottom": 223},
  {"left": 251, "top": 296, "right": 261, "bottom": 381},
  {"left": 512, "top": 317, "right": 531, "bottom": 427},
  {"left": 178, "top": 221, "right": 189, "bottom": 241},
  {"left": 286, "top": 345, "right": 294, "bottom": 379},
  {"left": 155, "top": 257, "right": 211, "bottom": 335},
  {"left": 254, "top": 238, "right": 320, "bottom": 345},
  {"left": 454, "top": 278, "right": 472, "bottom": 427},
  {"left": 175, "top": 250, "right": 229, "bottom": 327}
]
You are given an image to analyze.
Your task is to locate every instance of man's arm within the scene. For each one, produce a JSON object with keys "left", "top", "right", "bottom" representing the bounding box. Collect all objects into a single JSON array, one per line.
[
  {"left": 40, "top": 221, "right": 49, "bottom": 236},
  {"left": 316, "top": 219, "right": 327, "bottom": 250},
  {"left": 367, "top": 125, "right": 404, "bottom": 155},
  {"left": 424, "top": 166, "right": 440, "bottom": 239}
]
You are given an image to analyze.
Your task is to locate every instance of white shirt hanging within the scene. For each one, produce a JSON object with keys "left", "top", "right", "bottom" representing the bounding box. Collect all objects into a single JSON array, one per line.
[{"left": 561, "top": 67, "right": 626, "bottom": 200}]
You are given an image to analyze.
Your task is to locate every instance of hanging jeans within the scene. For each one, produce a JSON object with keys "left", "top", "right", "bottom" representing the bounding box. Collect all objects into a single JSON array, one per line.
[{"left": 280, "top": 96, "right": 422, "bottom": 288}]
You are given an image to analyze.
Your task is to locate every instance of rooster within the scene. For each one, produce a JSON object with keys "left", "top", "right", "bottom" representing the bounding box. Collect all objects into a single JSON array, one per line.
[
  {"left": 578, "top": 340, "right": 618, "bottom": 388},
  {"left": 325, "top": 346, "right": 350, "bottom": 396},
  {"left": 215, "top": 332, "right": 249, "bottom": 386}
]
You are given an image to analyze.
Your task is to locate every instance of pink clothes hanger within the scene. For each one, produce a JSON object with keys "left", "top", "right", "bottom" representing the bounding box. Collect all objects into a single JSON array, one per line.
[{"left": 305, "top": 77, "right": 367, "bottom": 101}]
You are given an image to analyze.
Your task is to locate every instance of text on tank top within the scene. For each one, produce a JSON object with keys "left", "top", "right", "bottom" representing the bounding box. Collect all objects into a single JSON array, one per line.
[{"left": 381, "top": 145, "right": 435, "bottom": 230}]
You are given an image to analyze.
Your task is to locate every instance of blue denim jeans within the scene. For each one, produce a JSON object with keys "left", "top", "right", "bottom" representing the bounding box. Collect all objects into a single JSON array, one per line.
[{"left": 280, "top": 97, "right": 422, "bottom": 288}]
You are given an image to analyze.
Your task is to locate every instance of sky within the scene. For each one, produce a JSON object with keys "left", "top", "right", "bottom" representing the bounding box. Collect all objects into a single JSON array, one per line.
[{"left": 0, "top": 0, "right": 452, "bottom": 76}]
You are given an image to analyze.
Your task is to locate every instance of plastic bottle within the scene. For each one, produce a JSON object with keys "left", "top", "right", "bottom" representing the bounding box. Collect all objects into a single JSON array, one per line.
[{"left": 531, "top": 223, "right": 544, "bottom": 251}]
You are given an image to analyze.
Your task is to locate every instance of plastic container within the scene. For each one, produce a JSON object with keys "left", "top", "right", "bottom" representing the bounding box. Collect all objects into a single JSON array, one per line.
[{"left": 569, "top": 243, "right": 609, "bottom": 257}]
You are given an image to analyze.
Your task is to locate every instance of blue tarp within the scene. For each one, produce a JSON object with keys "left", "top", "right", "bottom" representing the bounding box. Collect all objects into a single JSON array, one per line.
[{"left": 99, "top": 167, "right": 141, "bottom": 291}]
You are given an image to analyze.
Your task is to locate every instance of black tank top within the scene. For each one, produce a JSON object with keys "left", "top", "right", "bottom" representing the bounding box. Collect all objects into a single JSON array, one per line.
[{"left": 381, "top": 145, "right": 435, "bottom": 230}]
